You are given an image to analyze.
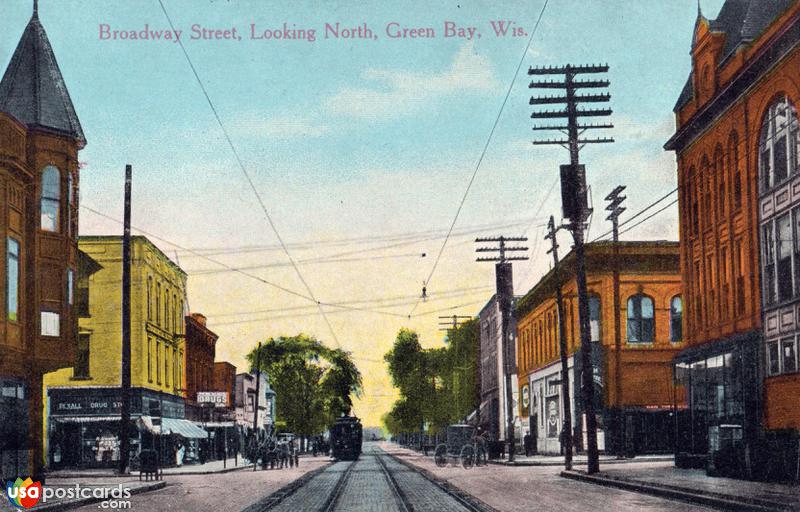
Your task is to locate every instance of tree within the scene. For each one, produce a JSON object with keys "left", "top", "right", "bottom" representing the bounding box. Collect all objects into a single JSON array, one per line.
[
  {"left": 383, "top": 322, "right": 480, "bottom": 437},
  {"left": 247, "top": 335, "right": 362, "bottom": 438}
]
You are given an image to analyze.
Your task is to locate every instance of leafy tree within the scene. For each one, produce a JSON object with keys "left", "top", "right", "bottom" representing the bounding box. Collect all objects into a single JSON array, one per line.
[
  {"left": 383, "top": 322, "right": 480, "bottom": 437},
  {"left": 247, "top": 335, "right": 362, "bottom": 438}
]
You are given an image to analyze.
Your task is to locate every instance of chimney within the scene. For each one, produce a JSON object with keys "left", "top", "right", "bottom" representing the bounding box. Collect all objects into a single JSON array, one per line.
[{"left": 191, "top": 313, "right": 207, "bottom": 326}]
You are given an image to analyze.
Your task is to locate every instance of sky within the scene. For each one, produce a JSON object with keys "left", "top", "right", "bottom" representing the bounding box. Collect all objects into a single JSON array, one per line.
[{"left": 2, "top": 0, "right": 726, "bottom": 427}]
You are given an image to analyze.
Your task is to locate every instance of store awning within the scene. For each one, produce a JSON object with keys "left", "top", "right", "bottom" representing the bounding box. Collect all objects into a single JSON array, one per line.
[
  {"left": 53, "top": 416, "right": 125, "bottom": 423},
  {"left": 162, "top": 418, "right": 208, "bottom": 439}
]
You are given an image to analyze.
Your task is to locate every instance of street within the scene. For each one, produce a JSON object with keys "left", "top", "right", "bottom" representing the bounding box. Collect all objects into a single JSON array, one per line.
[{"left": 63, "top": 443, "right": 716, "bottom": 512}]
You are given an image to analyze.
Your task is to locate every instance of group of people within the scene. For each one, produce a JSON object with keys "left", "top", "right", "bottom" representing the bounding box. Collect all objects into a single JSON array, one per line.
[{"left": 244, "top": 432, "right": 300, "bottom": 470}]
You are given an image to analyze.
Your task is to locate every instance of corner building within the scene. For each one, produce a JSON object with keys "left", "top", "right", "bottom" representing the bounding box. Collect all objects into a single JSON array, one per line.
[
  {"left": 0, "top": 6, "right": 85, "bottom": 480},
  {"left": 515, "top": 242, "right": 683, "bottom": 456},
  {"left": 665, "top": 0, "right": 800, "bottom": 480}
]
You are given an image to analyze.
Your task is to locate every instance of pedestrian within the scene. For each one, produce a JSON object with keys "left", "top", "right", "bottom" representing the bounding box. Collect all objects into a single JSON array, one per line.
[
  {"left": 176, "top": 440, "right": 185, "bottom": 467},
  {"left": 523, "top": 431, "right": 533, "bottom": 457},
  {"left": 559, "top": 428, "right": 567, "bottom": 456}
]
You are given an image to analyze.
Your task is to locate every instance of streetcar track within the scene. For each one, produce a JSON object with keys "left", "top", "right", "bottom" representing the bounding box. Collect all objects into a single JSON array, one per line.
[
  {"left": 321, "top": 459, "right": 357, "bottom": 512},
  {"left": 375, "top": 452, "right": 413, "bottom": 512},
  {"left": 378, "top": 448, "right": 498, "bottom": 512}
]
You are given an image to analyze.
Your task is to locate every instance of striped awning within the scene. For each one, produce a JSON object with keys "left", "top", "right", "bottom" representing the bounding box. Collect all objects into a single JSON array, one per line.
[{"left": 162, "top": 418, "right": 208, "bottom": 439}]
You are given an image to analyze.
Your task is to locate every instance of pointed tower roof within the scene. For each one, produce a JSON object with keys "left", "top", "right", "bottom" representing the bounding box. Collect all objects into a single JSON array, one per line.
[{"left": 0, "top": 3, "right": 85, "bottom": 147}]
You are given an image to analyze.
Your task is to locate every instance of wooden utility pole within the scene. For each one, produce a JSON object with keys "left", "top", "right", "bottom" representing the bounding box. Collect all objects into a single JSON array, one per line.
[
  {"left": 476, "top": 236, "right": 528, "bottom": 462},
  {"left": 529, "top": 63, "right": 614, "bottom": 474},
  {"left": 605, "top": 185, "right": 626, "bottom": 457},
  {"left": 119, "top": 164, "right": 132, "bottom": 475},
  {"left": 545, "top": 215, "right": 573, "bottom": 470},
  {"left": 252, "top": 341, "right": 261, "bottom": 471}
]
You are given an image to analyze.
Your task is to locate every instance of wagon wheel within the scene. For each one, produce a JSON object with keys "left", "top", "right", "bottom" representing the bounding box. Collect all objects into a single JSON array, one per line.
[
  {"left": 474, "top": 443, "right": 487, "bottom": 467},
  {"left": 460, "top": 445, "right": 475, "bottom": 469},
  {"left": 434, "top": 444, "right": 448, "bottom": 468}
]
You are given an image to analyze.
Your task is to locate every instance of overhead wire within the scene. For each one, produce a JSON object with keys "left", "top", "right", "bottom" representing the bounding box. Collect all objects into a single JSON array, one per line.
[{"left": 406, "top": 0, "right": 551, "bottom": 319}]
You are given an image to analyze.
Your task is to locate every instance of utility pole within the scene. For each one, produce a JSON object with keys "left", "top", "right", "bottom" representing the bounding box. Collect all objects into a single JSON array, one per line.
[
  {"left": 545, "top": 215, "right": 573, "bottom": 471},
  {"left": 252, "top": 341, "right": 261, "bottom": 472},
  {"left": 119, "top": 164, "right": 132, "bottom": 475},
  {"left": 529, "top": 63, "right": 614, "bottom": 474},
  {"left": 476, "top": 236, "right": 528, "bottom": 462},
  {"left": 605, "top": 185, "right": 626, "bottom": 457},
  {"left": 438, "top": 315, "right": 472, "bottom": 332}
]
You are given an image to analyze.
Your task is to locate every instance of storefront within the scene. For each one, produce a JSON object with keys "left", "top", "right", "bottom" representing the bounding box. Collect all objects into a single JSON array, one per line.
[
  {"left": 528, "top": 357, "right": 576, "bottom": 455},
  {"left": 46, "top": 387, "right": 206, "bottom": 469},
  {"left": 0, "top": 377, "right": 29, "bottom": 480},
  {"left": 673, "top": 332, "right": 761, "bottom": 478}
]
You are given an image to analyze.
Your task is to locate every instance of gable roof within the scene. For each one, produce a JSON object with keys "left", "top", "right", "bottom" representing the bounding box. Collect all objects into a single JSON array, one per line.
[{"left": 0, "top": 11, "right": 85, "bottom": 146}]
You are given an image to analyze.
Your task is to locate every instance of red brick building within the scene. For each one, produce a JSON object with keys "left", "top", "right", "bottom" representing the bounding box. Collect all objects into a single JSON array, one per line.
[
  {"left": 213, "top": 361, "right": 237, "bottom": 409},
  {"left": 665, "top": 0, "right": 800, "bottom": 480},
  {"left": 0, "top": 4, "right": 85, "bottom": 479},
  {"left": 184, "top": 313, "right": 218, "bottom": 422}
]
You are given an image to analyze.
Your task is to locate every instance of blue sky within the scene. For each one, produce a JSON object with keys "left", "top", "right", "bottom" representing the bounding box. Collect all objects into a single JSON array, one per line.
[{"left": 2, "top": 0, "right": 726, "bottom": 424}]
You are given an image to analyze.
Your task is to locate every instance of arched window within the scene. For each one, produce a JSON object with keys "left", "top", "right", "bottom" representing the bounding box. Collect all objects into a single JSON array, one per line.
[
  {"left": 670, "top": 296, "right": 683, "bottom": 342},
  {"left": 759, "top": 96, "right": 799, "bottom": 192},
  {"left": 41, "top": 166, "right": 60, "bottom": 232},
  {"left": 728, "top": 131, "right": 741, "bottom": 210},
  {"left": 67, "top": 173, "right": 74, "bottom": 237},
  {"left": 589, "top": 294, "right": 601, "bottom": 342},
  {"left": 627, "top": 294, "right": 654, "bottom": 343},
  {"left": 715, "top": 145, "right": 725, "bottom": 219},
  {"left": 701, "top": 156, "right": 712, "bottom": 225}
]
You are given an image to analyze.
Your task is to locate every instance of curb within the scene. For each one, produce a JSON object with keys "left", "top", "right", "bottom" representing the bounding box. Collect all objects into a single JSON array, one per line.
[
  {"left": 31, "top": 481, "right": 167, "bottom": 512},
  {"left": 560, "top": 470, "right": 794, "bottom": 512},
  {"left": 240, "top": 461, "right": 335, "bottom": 512},
  {"left": 489, "top": 456, "right": 674, "bottom": 467},
  {"left": 47, "top": 463, "right": 256, "bottom": 479}
]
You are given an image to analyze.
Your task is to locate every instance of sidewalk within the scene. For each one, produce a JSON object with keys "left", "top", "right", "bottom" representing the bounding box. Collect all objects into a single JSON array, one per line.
[
  {"left": 489, "top": 453, "right": 674, "bottom": 467},
  {"left": 0, "top": 479, "right": 165, "bottom": 512},
  {"left": 46, "top": 456, "right": 256, "bottom": 479},
  {"left": 562, "top": 462, "right": 800, "bottom": 511}
]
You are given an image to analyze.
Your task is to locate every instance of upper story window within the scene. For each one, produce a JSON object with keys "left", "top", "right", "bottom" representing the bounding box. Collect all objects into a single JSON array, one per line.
[
  {"left": 41, "top": 166, "right": 60, "bottom": 232},
  {"left": 589, "top": 294, "right": 601, "bottom": 342},
  {"left": 760, "top": 96, "right": 799, "bottom": 193},
  {"left": 6, "top": 237, "right": 19, "bottom": 322},
  {"left": 670, "top": 296, "right": 683, "bottom": 342},
  {"left": 627, "top": 294, "right": 654, "bottom": 343},
  {"left": 729, "top": 132, "right": 742, "bottom": 210},
  {"left": 67, "top": 174, "right": 75, "bottom": 237},
  {"left": 41, "top": 310, "right": 60, "bottom": 337}
]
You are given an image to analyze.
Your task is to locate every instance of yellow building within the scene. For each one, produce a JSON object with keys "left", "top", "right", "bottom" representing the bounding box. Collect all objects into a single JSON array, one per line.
[{"left": 43, "top": 236, "right": 197, "bottom": 469}]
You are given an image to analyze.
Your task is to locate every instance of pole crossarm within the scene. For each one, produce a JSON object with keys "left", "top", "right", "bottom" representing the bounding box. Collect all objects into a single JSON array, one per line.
[
  {"left": 530, "top": 93, "right": 610, "bottom": 105},
  {"left": 528, "top": 63, "right": 610, "bottom": 75}
]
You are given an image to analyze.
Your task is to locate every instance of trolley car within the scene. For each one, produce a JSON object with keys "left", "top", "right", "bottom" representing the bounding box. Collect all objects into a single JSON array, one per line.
[{"left": 330, "top": 415, "right": 362, "bottom": 461}]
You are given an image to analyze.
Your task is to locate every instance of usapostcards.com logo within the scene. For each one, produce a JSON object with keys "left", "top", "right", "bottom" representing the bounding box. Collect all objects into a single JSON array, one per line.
[
  {"left": 6, "top": 478, "right": 132, "bottom": 509},
  {"left": 6, "top": 477, "right": 41, "bottom": 509}
]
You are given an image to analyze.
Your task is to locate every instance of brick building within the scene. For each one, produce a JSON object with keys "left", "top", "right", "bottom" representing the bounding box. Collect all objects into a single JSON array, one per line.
[
  {"left": 665, "top": 0, "right": 800, "bottom": 480},
  {"left": 184, "top": 313, "right": 218, "bottom": 422},
  {"left": 515, "top": 242, "right": 683, "bottom": 455},
  {"left": 0, "top": 4, "right": 85, "bottom": 479}
]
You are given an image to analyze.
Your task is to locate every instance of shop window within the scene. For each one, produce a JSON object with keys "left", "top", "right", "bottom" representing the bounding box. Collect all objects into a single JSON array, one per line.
[
  {"left": 6, "top": 237, "right": 19, "bottom": 322},
  {"left": 627, "top": 294, "right": 654, "bottom": 343},
  {"left": 670, "top": 296, "right": 683, "bottom": 342},
  {"left": 777, "top": 213, "right": 793, "bottom": 301},
  {"left": 40, "top": 166, "right": 60, "bottom": 232},
  {"left": 767, "top": 341, "right": 780, "bottom": 376},
  {"left": 589, "top": 294, "right": 601, "bottom": 342},
  {"left": 783, "top": 338, "right": 797, "bottom": 373},
  {"left": 41, "top": 311, "right": 60, "bottom": 337},
  {"left": 763, "top": 223, "right": 776, "bottom": 305},
  {"left": 759, "top": 96, "right": 799, "bottom": 193}
]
